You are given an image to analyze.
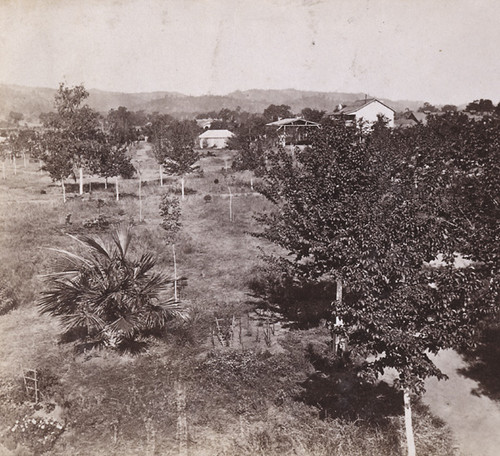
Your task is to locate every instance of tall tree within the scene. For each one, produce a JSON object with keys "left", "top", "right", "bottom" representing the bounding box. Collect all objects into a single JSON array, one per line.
[
  {"left": 257, "top": 118, "right": 499, "bottom": 455},
  {"left": 39, "top": 83, "right": 105, "bottom": 200},
  {"left": 301, "top": 107, "right": 326, "bottom": 123},
  {"left": 152, "top": 120, "right": 199, "bottom": 196},
  {"left": 107, "top": 106, "right": 138, "bottom": 145},
  {"left": 465, "top": 99, "right": 495, "bottom": 113},
  {"left": 263, "top": 104, "right": 293, "bottom": 122}
]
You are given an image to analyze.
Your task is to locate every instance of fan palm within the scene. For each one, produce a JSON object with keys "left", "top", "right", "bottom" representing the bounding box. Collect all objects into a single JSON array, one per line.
[{"left": 39, "top": 225, "right": 186, "bottom": 349}]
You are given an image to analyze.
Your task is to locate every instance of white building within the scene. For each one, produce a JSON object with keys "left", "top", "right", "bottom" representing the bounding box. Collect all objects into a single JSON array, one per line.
[
  {"left": 331, "top": 99, "right": 395, "bottom": 128},
  {"left": 198, "top": 129, "right": 235, "bottom": 149}
]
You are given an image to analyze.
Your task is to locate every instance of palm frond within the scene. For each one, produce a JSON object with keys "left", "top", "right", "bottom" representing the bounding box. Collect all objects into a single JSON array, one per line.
[
  {"left": 47, "top": 248, "right": 92, "bottom": 268},
  {"left": 72, "top": 234, "right": 112, "bottom": 260},
  {"left": 107, "top": 314, "right": 139, "bottom": 338},
  {"left": 60, "top": 310, "right": 106, "bottom": 334},
  {"left": 112, "top": 225, "right": 133, "bottom": 258}
]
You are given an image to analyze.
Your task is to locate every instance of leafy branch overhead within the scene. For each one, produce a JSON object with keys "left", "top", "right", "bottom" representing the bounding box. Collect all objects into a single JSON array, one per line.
[{"left": 257, "top": 114, "right": 499, "bottom": 393}]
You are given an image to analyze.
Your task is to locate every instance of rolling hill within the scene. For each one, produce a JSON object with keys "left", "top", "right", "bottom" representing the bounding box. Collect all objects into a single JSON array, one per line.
[{"left": 0, "top": 83, "right": 424, "bottom": 123}]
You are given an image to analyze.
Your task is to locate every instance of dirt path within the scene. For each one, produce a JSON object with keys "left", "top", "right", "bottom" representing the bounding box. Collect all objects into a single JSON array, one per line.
[{"left": 423, "top": 349, "right": 500, "bottom": 456}]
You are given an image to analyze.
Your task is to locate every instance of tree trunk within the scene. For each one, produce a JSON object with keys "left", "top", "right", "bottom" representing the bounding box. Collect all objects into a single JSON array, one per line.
[
  {"left": 160, "top": 164, "right": 163, "bottom": 187},
  {"left": 23, "top": 153, "right": 26, "bottom": 168},
  {"left": 13, "top": 155, "right": 16, "bottom": 175},
  {"left": 61, "top": 178, "right": 66, "bottom": 203},
  {"left": 115, "top": 176, "right": 119, "bottom": 201},
  {"left": 404, "top": 388, "right": 416, "bottom": 456},
  {"left": 39, "top": 160, "right": 43, "bottom": 175},
  {"left": 79, "top": 167, "right": 84, "bottom": 195},
  {"left": 333, "top": 278, "right": 344, "bottom": 355},
  {"left": 250, "top": 178, "right": 254, "bottom": 191},
  {"left": 105, "top": 177, "right": 108, "bottom": 189},
  {"left": 2, "top": 161, "right": 5, "bottom": 180},
  {"left": 181, "top": 177, "right": 185, "bottom": 200}
]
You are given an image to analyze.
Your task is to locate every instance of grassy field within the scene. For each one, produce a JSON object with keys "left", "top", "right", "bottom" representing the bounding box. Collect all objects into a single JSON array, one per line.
[{"left": 0, "top": 143, "right": 459, "bottom": 455}]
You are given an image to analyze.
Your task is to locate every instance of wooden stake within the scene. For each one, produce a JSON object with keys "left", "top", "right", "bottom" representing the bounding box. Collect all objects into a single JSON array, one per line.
[
  {"left": 139, "top": 177, "right": 142, "bottom": 222},
  {"left": 79, "top": 167, "right": 83, "bottom": 195},
  {"left": 228, "top": 186, "right": 233, "bottom": 222},
  {"left": 13, "top": 155, "right": 16, "bottom": 175},
  {"left": 2, "top": 161, "right": 5, "bottom": 180},
  {"left": 115, "top": 176, "right": 119, "bottom": 201},
  {"left": 160, "top": 164, "right": 163, "bottom": 187},
  {"left": 181, "top": 177, "right": 185, "bottom": 200},
  {"left": 61, "top": 178, "right": 66, "bottom": 203},
  {"left": 173, "top": 244, "right": 178, "bottom": 302}
]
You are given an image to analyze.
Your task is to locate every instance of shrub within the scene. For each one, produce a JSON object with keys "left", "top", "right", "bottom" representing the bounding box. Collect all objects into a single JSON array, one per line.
[
  {"left": 0, "top": 283, "right": 19, "bottom": 315},
  {"left": 82, "top": 215, "right": 110, "bottom": 231},
  {"left": 159, "top": 195, "right": 181, "bottom": 240},
  {"left": 8, "top": 415, "right": 64, "bottom": 454}
]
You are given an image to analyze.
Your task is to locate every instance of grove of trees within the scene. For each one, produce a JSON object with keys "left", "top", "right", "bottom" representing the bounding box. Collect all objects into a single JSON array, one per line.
[
  {"left": 256, "top": 113, "right": 499, "bottom": 455},
  {"left": 35, "top": 84, "right": 135, "bottom": 201}
]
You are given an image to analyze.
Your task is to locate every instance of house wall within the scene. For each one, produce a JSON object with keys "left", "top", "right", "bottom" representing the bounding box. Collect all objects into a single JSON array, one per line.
[
  {"left": 355, "top": 102, "right": 394, "bottom": 127},
  {"left": 199, "top": 137, "right": 229, "bottom": 149}
]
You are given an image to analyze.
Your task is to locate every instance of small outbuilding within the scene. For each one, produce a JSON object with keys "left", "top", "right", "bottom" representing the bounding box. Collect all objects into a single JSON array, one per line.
[
  {"left": 266, "top": 117, "right": 320, "bottom": 146},
  {"left": 198, "top": 129, "right": 234, "bottom": 149}
]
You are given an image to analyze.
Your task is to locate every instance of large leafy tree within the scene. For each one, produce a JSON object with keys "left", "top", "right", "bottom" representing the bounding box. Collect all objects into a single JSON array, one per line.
[
  {"left": 257, "top": 117, "right": 499, "bottom": 455},
  {"left": 107, "top": 106, "right": 138, "bottom": 145},
  {"left": 39, "top": 83, "right": 105, "bottom": 200},
  {"left": 263, "top": 104, "right": 293, "bottom": 122},
  {"left": 152, "top": 119, "right": 199, "bottom": 195},
  {"left": 465, "top": 99, "right": 495, "bottom": 113},
  {"left": 39, "top": 226, "right": 186, "bottom": 350}
]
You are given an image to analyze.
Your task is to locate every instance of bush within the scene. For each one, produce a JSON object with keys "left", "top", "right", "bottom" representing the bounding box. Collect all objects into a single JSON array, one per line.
[
  {"left": 159, "top": 195, "right": 181, "bottom": 240},
  {"left": 8, "top": 415, "right": 64, "bottom": 454},
  {"left": 0, "top": 283, "right": 19, "bottom": 315},
  {"left": 82, "top": 215, "right": 110, "bottom": 231}
]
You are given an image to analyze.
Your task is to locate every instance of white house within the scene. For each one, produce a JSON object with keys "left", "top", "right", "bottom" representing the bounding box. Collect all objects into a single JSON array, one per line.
[
  {"left": 331, "top": 99, "right": 395, "bottom": 128},
  {"left": 198, "top": 129, "right": 234, "bottom": 149}
]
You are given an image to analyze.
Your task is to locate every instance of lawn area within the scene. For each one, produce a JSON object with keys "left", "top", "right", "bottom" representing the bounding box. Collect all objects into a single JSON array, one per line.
[{"left": 0, "top": 144, "right": 458, "bottom": 455}]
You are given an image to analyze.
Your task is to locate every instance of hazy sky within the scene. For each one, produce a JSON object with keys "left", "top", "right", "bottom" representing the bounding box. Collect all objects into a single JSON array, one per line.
[{"left": 1, "top": 0, "right": 499, "bottom": 104}]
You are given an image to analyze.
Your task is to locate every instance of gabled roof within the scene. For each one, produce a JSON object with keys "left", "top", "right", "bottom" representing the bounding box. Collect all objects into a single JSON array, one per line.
[
  {"left": 198, "top": 129, "right": 234, "bottom": 139},
  {"left": 332, "top": 99, "right": 395, "bottom": 116},
  {"left": 409, "top": 112, "right": 427, "bottom": 123},
  {"left": 266, "top": 117, "right": 320, "bottom": 127}
]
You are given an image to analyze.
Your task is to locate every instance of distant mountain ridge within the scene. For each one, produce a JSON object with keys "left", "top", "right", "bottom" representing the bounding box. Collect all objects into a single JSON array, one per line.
[{"left": 0, "top": 83, "right": 425, "bottom": 122}]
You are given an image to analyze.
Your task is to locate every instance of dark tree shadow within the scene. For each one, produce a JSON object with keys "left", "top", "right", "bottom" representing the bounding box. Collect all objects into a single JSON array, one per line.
[
  {"left": 296, "top": 347, "right": 403, "bottom": 424},
  {"left": 459, "top": 325, "right": 500, "bottom": 401}
]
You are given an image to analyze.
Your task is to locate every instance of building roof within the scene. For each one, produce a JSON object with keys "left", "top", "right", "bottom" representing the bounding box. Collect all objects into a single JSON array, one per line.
[
  {"left": 266, "top": 117, "right": 320, "bottom": 128},
  {"left": 196, "top": 118, "right": 214, "bottom": 129},
  {"left": 331, "top": 99, "right": 395, "bottom": 116},
  {"left": 198, "top": 129, "right": 234, "bottom": 139},
  {"left": 409, "top": 112, "right": 427, "bottom": 124}
]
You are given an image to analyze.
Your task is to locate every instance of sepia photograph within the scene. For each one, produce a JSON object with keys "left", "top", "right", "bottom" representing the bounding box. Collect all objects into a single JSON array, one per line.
[{"left": 0, "top": 1, "right": 499, "bottom": 455}]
